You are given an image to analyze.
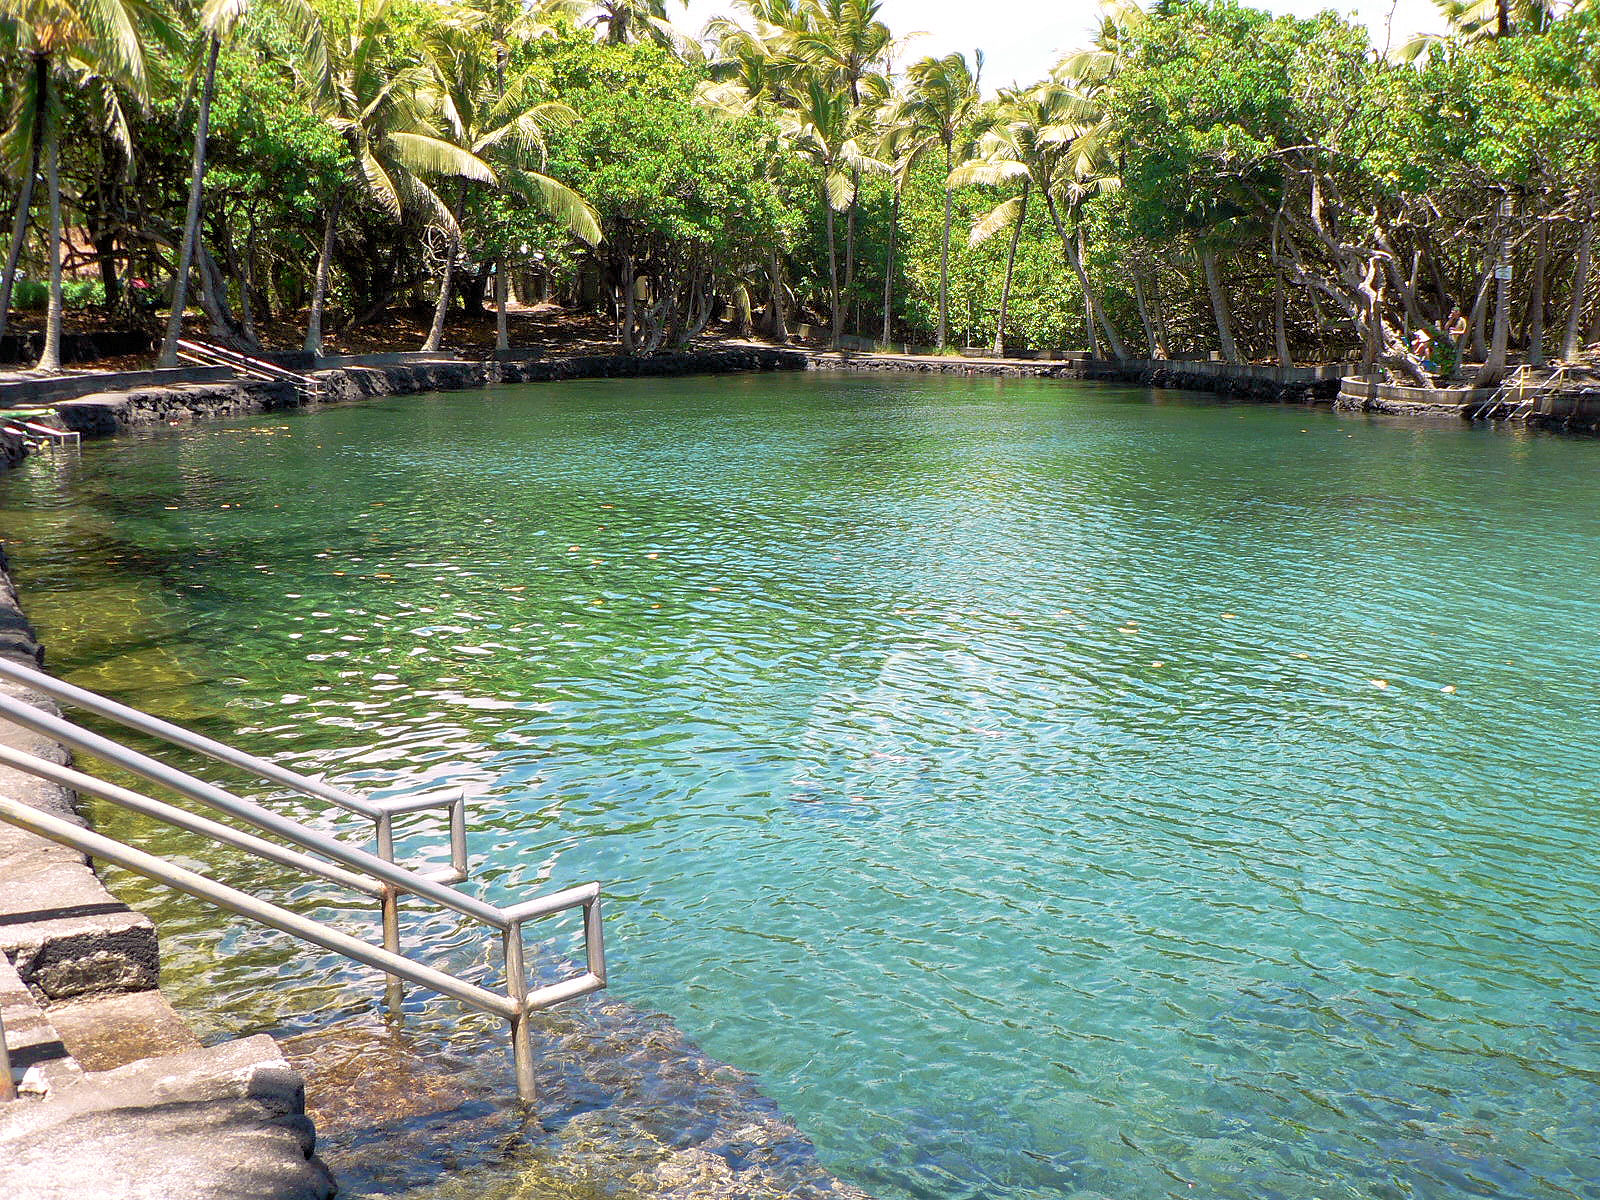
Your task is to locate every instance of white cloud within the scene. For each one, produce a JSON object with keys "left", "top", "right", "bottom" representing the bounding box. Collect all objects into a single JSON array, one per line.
[{"left": 677, "top": 0, "right": 1448, "bottom": 92}]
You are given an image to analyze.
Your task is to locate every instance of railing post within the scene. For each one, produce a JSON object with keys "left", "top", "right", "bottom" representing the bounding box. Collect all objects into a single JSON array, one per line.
[
  {"left": 449, "top": 794, "right": 467, "bottom": 880},
  {"left": 375, "top": 813, "right": 403, "bottom": 1013},
  {"left": 502, "top": 920, "right": 536, "bottom": 1104},
  {"left": 1, "top": 1007, "right": 15, "bottom": 1103},
  {"left": 583, "top": 895, "right": 606, "bottom": 985}
]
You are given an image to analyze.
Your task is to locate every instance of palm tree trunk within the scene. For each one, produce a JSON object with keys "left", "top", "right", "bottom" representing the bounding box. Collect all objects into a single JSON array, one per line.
[
  {"left": 1200, "top": 248, "right": 1240, "bottom": 363},
  {"left": 825, "top": 189, "right": 840, "bottom": 347},
  {"left": 844, "top": 168, "right": 858, "bottom": 332},
  {"left": 160, "top": 32, "right": 221, "bottom": 366},
  {"left": 1045, "top": 193, "right": 1127, "bottom": 360},
  {"left": 423, "top": 186, "right": 469, "bottom": 353},
  {"left": 766, "top": 251, "right": 788, "bottom": 343},
  {"left": 1562, "top": 218, "right": 1593, "bottom": 360},
  {"left": 993, "top": 182, "right": 1027, "bottom": 355},
  {"left": 881, "top": 189, "right": 898, "bottom": 346},
  {"left": 937, "top": 149, "right": 953, "bottom": 349},
  {"left": 303, "top": 191, "right": 344, "bottom": 355},
  {"left": 495, "top": 258, "right": 509, "bottom": 351},
  {"left": 0, "top": 54, "right": 46, "bottom": 351},
  {"left": 36, "top": 91, "right": 62, "bottom": 373}
]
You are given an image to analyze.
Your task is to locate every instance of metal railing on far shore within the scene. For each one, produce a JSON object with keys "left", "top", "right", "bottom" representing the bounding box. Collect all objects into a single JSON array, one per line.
[{"left": 0, "top": 657, "right": 604, "bottom": 1103}]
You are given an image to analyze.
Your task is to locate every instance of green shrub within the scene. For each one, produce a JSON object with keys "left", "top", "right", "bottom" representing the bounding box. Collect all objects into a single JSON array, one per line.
[{"left": 9, "top": 278, "right": 106, "bottom": 310}]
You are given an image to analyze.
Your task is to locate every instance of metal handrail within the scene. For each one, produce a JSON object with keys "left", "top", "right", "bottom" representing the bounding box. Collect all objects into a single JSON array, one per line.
[
  {"left": 0, "top": 671, "right": 607, "bottom": 1101},
  {"left": 0, "top": 793, "right": 525, "bottom": 1019},
  {"left": 0, "top": 690, "right": 496, "bottom": 925},
  {"left": 0, "top": 1007, "right": 13, "bottom": 1103},
  {"left": 0, "top": 657, "right": 468, "bottom": 883}
]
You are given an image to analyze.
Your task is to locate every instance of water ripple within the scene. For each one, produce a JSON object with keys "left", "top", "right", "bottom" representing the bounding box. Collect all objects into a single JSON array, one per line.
[{"left": 2, "top": 374, "right": 1599, "bottom": 1200}]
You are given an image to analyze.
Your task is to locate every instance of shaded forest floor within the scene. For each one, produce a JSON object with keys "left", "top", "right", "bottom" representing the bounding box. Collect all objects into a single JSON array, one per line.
[{"left": 0, "top": 301, "right": 800, "bottom": 373}]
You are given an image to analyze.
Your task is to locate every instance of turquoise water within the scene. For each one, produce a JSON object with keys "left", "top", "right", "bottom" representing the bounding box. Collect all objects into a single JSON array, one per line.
[{"left": 2, "top": 372, "right": 1599, "bottom": 1199}]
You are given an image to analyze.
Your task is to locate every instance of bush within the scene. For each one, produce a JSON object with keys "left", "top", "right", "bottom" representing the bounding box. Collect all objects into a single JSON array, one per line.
[{"left": 9, "top": 278, "right": 106, "bottom": 310}]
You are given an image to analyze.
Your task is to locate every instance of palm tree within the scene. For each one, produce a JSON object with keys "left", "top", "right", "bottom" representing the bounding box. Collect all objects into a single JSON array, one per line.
[
  {"left": 776, "top": 75, "right": 881, "bottom": 344},
  {"left": 0, "top": 43, "right": 45, "bottom": 351},
  {"left": 157, "top": 0, "right": 325, "bottom": 365},
  {"left": 417, "top": 17, "right": 599, "bottom": 352},
  {"left": 0, "top": 0, "right": 148, "bottom": 371},
  {"left": 537, "top": 0, "right": 692, "bottom": 52},
  {"left": 887, "top": 51, "right": 984, "bottom": 349},
  {"left": 298, "top": 0, "right": 497, "bottom": 357},
  {"left": 784, "top": 0, "right": 894, "bottom": 328},
  {"left": 963, "top": 87, "right": 1033, "bottom": 353},
  {"left": 948, "top": 78, "right": 1131, "bottom": 360}
]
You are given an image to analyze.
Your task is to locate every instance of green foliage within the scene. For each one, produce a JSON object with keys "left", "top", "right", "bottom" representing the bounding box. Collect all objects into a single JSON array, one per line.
[
  {"left": 12, "top": 278, "right": 105, "bottom": 309},
  {"left": 537, "top": 35, "right": 796, "bottom": 271}
]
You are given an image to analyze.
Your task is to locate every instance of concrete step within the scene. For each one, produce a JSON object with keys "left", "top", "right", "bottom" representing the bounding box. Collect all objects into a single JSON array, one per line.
[
  {"left": 46, "top": 989, "right": 201, "bottom": 1072},
  {"left": 0, "top": 1033, "right": 335, "bottom": 1200},
  {"left": 0, "top": 682, "right": 158, "bottom": 1002},
  {"left": 1, "top": 954, "right": 82, "bottom": 1098}
]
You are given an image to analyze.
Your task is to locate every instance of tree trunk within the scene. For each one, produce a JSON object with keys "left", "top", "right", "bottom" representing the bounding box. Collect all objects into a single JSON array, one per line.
[
  {"left": 937, "top": 148, "right": 952, "bottom": 349},
  {"left": 1562, "top": 218, "right": 1593, "bottom": 360},
  {"left": 1527, "top": 222, "right": 1548, "bottom": 368},
  {"left": 303, "top": 191, "right": 343, "bottom": 355},
  {"left": 160, "top": 32, "right": 221, "bottom": 366},
  {"left": 1273, "top": 268, "right": 1293, "bottom": 367},
  {"left": 0, "top": 53, "right": 47, "bottom": 349},
  {"left": 1045, "top": 194, "right": 1128, "bottom": 360},
  {"left": 1131, "top": 264, "right": 1160, "bottom": 358},
  {"left": 825, "top": 188, "right": 840, "bottom": 347},
  {"left": 1468, "top": 267, "right": 1490, "bottom": 361},
  {"left": 462, "top": 263, "right": 490, "bottom": 316},
  {"left": 881, "top": 190, "right": 898, "bottom": 346},
  {"left": 1200, "top": 248, "right": 1240, "bottom": 363},
  {"left": 765, "top": 251, "right": 788, "bottom": 343},
  {"left": 844, "top": 168, "right": 858, "bottom": 335},
  {"left": 993, "top": 182, "right": 1027, "bottom": 355},
  {"left": 422, "top": 186, "right": 469, "bottom": 352},
  {"left": 1476, "top": 249, "right": 1512, "bottom": 388},
  {"left": 36, "top": 92, "right": 62, "bottom": 373},
  {"left": 495, "top": 258, "right": 509, "bottom": 350},
  {"left": 93, "top": 230, "right": 121, "bottom": 310}
]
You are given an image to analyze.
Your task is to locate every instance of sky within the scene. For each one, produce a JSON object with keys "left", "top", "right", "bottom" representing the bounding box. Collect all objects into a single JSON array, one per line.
[{"left": 676, "top": 0, "right": 1449, "bottom": 92}]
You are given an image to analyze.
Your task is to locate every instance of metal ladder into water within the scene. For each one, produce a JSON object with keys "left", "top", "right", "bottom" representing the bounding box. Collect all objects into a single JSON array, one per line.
[
  {"left": 1, "top": 415, "right": 80, "bottom": 451},
  {"left": 176, "top": 338, "right": 328, "bottom": 403},
  {"left": 1471, "top": 364, "right": 1573, "bottom": 422},
  {"left": 0, "top": 657, "right": 604, "bottom": 1103}
]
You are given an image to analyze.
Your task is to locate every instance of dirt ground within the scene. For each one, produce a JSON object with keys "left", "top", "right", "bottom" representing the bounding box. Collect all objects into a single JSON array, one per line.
[{"left": 1, "top": 301, "right": 793, "bottom": 372}]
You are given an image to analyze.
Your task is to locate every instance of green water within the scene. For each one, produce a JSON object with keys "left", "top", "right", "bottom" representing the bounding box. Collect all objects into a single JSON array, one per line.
[{"left": 2, "top": 372, "right": 1598, "bottom": 1200}]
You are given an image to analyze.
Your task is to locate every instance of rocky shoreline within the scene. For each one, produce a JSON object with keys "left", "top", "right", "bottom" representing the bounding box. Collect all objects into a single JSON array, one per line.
[{"left": 45, "top": 347, "right": 809, "bottom": 437}]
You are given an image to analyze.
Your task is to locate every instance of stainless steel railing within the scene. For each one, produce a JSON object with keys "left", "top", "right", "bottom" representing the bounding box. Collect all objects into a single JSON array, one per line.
[
  {"left": 0, "top": 1008, "right": 13, "bottom": 1103},
  {"left": 0, "top": 659, "right": 604, "bottom": 1102}
]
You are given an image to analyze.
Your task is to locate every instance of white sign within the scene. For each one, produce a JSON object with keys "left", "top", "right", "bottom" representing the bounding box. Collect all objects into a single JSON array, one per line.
[{"left": 1494, "top": 265, "right": 1513, "bottom": 281}]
